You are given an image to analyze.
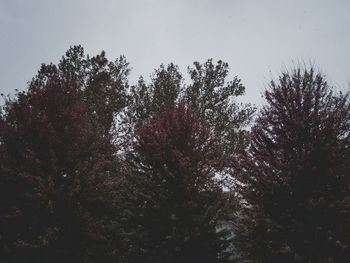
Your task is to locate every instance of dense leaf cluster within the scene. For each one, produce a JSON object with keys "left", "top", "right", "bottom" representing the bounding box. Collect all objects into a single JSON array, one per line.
[
  {"left": 120, "top": 103, "right": 234, "bottom": 263},
  {"left": 234, "top": 68, "right": 350, "bottom": 263},
  {"left": 1, "top": 46, "right": 349, "bottom": 263},
  {"left": 122, "top": 59, "right": 255, "bottom": 154},
  {"left": 0, "top": 80, "right": 117, "bottom": 262},
  {"left": 30, "top": 45, "right": 130, "bottom": 134}
]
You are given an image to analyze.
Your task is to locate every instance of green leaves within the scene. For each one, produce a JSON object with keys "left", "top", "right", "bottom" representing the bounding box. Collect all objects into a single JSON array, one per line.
[
  {"left": 121, "top": 59, "right": 255, "bottom": 155},
  {"left": 185, "top": 59, "right": 255, "bottom": 154},
  {"left": 2, "top": 45, "right": 256, "bottom": 262},
  {"left": 30, "top": 45, "right": 130, "bottom": 134}
]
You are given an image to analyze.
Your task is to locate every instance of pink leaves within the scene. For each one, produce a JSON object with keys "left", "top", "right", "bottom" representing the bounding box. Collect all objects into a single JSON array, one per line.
[{"left": 130, "top": 102, "right": 223, "bottom": 194}]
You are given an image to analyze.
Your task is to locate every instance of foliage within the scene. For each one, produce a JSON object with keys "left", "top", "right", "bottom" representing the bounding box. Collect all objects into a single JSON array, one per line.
[
  {"left": 122, "top": 103, "right": 237, "bottom": 263},
  {"left": 0, "top": 79, "right": 118, "bottom": 262},
  {"left": 29, "top": 46, "right": 255, "bottom": 156},
  {"left": 184, "top": 59, "right": 255, "bottom": 154},
  {"left": 234, "top": 67, "right": 350, "bottom": 263},
  {"left": 30, "top": 45, "right": 130, "bottom": 134},
  {"left": 121, "top": 59, "right": 255, "bottom": 154},
  {"left": 1, "top": 46, "right": 253, "bottom": 262},
  {"left": 118, "top": 63, "right": 182, "bottom": 146}
]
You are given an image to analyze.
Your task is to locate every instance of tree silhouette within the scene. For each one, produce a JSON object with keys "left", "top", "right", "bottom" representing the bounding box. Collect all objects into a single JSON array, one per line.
[
  {"left": 0, "top": 79, "right": 117, "bottom": 262},
  {"left": 121, "top": 59, "right": 255, "bottom": 154},
  {"left": 30, "top": 45, "right": 130, "bottom": 134},
  {"left": 234, "top": 67, "right": 350, "bottom": 263},
  {"left": 123, "top": 103, "right": 236, "bottom": 263}
]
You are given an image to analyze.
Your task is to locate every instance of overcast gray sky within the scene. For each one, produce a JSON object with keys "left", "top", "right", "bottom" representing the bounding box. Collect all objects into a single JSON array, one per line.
[{"left": 1, "top": 0, "right": 350, "bottom": 106}]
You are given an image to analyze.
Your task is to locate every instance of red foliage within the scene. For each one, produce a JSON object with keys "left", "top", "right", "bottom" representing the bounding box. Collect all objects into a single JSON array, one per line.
[
  {"left": 0, "top": 79, "right": 116, "bottom": 262},
  {"left": 235, "top": 68, "right": 350, "bottom": 263},
  {"left": 125, "top": 103, "right": 232, "bottom": 263},
  {"left": 132, "top": 102, "right": 224, "bottom": 192}
]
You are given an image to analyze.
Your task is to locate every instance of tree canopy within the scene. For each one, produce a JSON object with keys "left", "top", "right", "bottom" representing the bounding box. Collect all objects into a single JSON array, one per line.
[
  {"left": 122, "top": 103, "right": 235, "bottom": 263},
  {"left": 0, "top": 79, "right": 118, "bottom": 262},
  {"left": 2, "top": 45, "right": 349, "bottom": 263},
  {"left": 30, "top": 45, "right": 130, "bottom": 134},
  {"left": 121, "top": 59, "right": 255, "bottom": 154},
  {"left": 234, "top": 67, "right": 350, "bottom": 263}
]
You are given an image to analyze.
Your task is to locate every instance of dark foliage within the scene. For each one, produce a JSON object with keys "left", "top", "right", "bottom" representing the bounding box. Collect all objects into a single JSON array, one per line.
[
  {"left": 30, "top": 45, "right": 130, "bottom": 134},
  {"left": 119, "top": 63, "right": 183, "bottom": 148},
  {"left": 234, "top": 67, "right": 350, "bottom": 263},
  {"left": 10, "top": 44, "right": 350, "bottom": 263},
  {"left": 122, "top": 103, "right": 237, "bottom": 263},
  {"left": 121, "top": 59, "right": 255, "bottom": 154},
  {"left": 0, "top": 79, "right": 118, "bottom": 262},
  {"left": 185, "top": 59, "right": 255, "bottom": 154}
]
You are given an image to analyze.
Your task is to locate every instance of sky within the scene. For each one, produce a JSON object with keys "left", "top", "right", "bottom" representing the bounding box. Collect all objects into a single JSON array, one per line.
[{"left": 1, "top": 0, "right": 350, "bottom": 107}]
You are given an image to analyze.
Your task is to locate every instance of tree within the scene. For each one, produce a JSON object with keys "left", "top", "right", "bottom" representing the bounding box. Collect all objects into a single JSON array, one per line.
[
  {"left": 234, "top": 67, "right": 350, "bottom": 263},
  {"left": 29, "top": 46, "right": 254, "bottom": 153},
  {"left": 122, "top": 103, "right": 236, "bottom": 263},
  {"left": 30, "top": 45, "right": 130, "bottom": 134},
  {"left": 185, "top": 59, "right": 255, "bottom": 154},
  {"left": 0, "top": 79, "right": 118, "bottom": 262},
  {"left": 118, "top": 63, "right": 183, "bottom": 148},
  {"left": 121, "top": 59, "right": 255, "bottom": 154}
]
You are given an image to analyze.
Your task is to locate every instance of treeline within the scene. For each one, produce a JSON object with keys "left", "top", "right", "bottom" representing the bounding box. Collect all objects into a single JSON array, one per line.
[{"left": 0, "top": 46, "right": 349, "bottom": 263}]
